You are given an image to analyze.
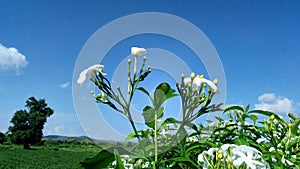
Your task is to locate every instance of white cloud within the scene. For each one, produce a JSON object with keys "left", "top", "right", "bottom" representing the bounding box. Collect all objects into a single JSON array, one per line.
[
  {"left": 258, "top": 93, "right": 276, "bottom": 103},
  {"left": 44, "top": 112, "right": 85, "bottom": 136},
  {"left": 53, "top": 125, "right": 64, "bottom": 134},
  {"left": 254, "top": 93, "right": 295, "bottom": 114},
  {"left": 0, "top": 43, "right": 29, "bottom": 72},
  {"left": 59, "top": 81, "right": 70, "bottom": 89}
]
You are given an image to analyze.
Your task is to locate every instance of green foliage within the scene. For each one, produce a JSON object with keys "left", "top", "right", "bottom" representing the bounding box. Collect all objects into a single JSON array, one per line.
[
  {"left": 201, "top": 105, "right": 300, "bottom": 168},
  {"left": 0, "top": 132, "right": 6, "bottom": 144},
  {"left": 80, "top": 148, "right": 115, "bottom": 169},
  {"left": 80, "top": 145, "right": 134, "bottom": 169},
  {"left": 8, "top": 97, "right": 54, "bottom": 149},
  {"left": 81, "top": 51, "right": 300, "bottom": 168},
  {"left": 153, "top": 82, "right": 177, "bottom": 109},
  {"left": 0, "top": 144, "right": 98, "bottom": 169},
  {"left": 142, "top": 106, "right": 164, "bottom": 128}
]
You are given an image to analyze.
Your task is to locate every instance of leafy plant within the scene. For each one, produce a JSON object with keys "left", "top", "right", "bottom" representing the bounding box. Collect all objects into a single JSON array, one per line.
[{"left": 77, "top": 47, "right": 300, "bottom": 169}]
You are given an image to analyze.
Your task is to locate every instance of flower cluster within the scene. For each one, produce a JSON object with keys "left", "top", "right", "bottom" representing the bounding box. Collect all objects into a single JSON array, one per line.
[
  {"left": 198, "top": 144, "right": 270, "bottom": 169},
  {"left": 77, "top": 46, "right": 300, "bottom": 169}
]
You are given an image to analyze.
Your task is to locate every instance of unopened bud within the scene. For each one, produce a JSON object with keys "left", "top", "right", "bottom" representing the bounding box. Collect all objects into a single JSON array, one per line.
[
  {"left": 127, "top": 58, "right": 131, "bottom": 64},
  {"left": 190, "top": 72, "right": 195, "bottom": 79},
  {"left": 213, "top": 79, "right": 218, "bottom": 85},
  {"left": 99, "top": 67, "right": 104, "bottom": 73}
]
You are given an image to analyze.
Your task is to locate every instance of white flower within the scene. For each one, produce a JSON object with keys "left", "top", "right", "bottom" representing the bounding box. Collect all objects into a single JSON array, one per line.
[
  {"left": 232, "top": 150, "right": 264, "bottom": 169},
  {"left": 269, "top": 147, "right": 275, "bottom": 152},
  {"left": 77, "top": 64, "right": 104, "bottom": 85},
  {"left": 232, "top": 145, "right": 266, "bottom": 169},
  {"left": 198, "top": 147, "right": 218, "bottom": 162},
  {"left": 184, "top": 76, "right": 218, "bottom": 92},
  {"left": 256, "top": 137, "right": 268, "bottom": 143},
  {"left": 131, "top": 47, "right": 146, "bottom": 57},
  {"left": 186, "top": 136, "right": 198, "bottom": 142},
  {"left": 221, "top": 144, "right": 237, "bottom": 151}
]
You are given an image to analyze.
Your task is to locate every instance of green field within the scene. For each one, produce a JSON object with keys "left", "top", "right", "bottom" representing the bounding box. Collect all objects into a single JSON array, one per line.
[{"left": 0, "top": 144, "right": 100, "bottom": 169}]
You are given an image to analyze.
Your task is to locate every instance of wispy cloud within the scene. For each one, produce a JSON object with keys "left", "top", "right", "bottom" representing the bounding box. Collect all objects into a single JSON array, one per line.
[
  {"left": 0, "top": 43, "right": 28, "bottom": 73},
  {"left": 59, "top": 81, "right": 70, "bottom": 89},
  {"left": 254, "top": 93, "right": 295, "bottom": 114},
  {"left": 44, "top": 112, "right": 84, "bottom": 136}
]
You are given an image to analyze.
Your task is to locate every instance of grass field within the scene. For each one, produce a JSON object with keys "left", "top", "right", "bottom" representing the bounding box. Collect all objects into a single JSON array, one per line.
[{"left": 0, "top": 144, "right": 100, "bottom": 169}]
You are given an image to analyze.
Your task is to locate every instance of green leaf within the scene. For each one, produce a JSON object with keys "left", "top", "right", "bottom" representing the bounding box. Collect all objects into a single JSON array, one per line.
[
  {"left": 142, "top": 106, "right": 164, "bottom": 128},
  {"left": 291, "top": 119, "right": 300, "bottom": 135},
  {"left": 288, "top": 113, "right": 297, "bottom": 121},
  {"left": 170, "top": 157, "right": 199, "bottom": 168},
  {"left": 154, "top": 83, "right": 177, "bottom": 108},
  {"left": 114, "top": 149, "right": 125, "bottom": 169},
  {"left": 125, "top": 131, "right": 136, "bottom": 143},
  {"left": 137, "top": 87, "right": 150, "bottom": 97},
  {"left": 162, "top": 117, "right": 179, "bottom": 124},
  {"left": 245, "top": 104, "right": 250, "bottom": 112},
  {"left": 80, "top": 149, "right": 114, "bottom": 169},
  {"left": 234, "top": 138, "right": 249, "bottom": 146},
  {"left": 248, "top": 115, "right": 258, "bottom": 124},
  {"left": 248, "top": 110, "right": 285, "bottom": 123},
  {"left": 80, "top": 146, "right": 132, "bottom": 169},
  {"left": 223, "top": 105, "right": 244, "bottom": 113}
]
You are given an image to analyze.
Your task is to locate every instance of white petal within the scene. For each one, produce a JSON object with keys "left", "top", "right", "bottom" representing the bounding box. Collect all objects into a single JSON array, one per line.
[
  {"left": 193, "top": 77, "right": 202, "bottom": 88},
  {"left": 221, "top": 144, "right": 236, "bottom": 151},
  {"left": 131, "top": 47, "right": 146, "bottom": 56},
  {"left": 77, "top": 69, "right": 88, "bottom": 85},
  {"left": 88, "top": 64, "right": 104, "bottom": 71},
  {"left": 233, "top": 157, "right": 243, "bottom": 166},
  {"left": 247, "top": 162, "right": 257, "bottom": 169},
  {"left": 249, "top": 160, "right": 264, "bottom": 166},
  {"left": 198, "top": 153, "right": 204, "bottom": 162},
  {"left": 206, "top": 148, "right": 217, "bottom": 156},
  {"left": 77, "top": 64, "right": 104, "bottom": 85},
  {"left": 202, "top": 78, "right": 218, "bottom": 92},
  {"left": 183, "top": 77, "right": 191, "bottom": 85}
]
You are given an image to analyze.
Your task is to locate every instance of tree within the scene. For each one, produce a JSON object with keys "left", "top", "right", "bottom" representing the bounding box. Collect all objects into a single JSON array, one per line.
[
  {"left": 0, "top": 132, "right": 6, "bottom": 144},
  {"left": 8, "top": 97, "right": 54, "bottom": 149}
]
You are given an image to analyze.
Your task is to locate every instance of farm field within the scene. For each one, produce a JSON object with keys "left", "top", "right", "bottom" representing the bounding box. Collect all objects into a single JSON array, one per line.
[{"left": 0, "top": 144, "right": 99, "bottom": 169}]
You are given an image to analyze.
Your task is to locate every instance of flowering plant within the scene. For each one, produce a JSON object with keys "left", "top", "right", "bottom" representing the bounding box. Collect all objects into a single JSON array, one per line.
[{"left": 78, "top": 47, "right": 300, "bottom": 169}]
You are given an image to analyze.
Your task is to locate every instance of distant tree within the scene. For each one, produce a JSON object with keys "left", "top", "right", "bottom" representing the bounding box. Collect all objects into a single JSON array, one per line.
[
  {"left": 0, "top": 132, "right": 6, "bottom": 144},
  {"left": 8, "top": 97, "right": 54, "bottom": 149}
]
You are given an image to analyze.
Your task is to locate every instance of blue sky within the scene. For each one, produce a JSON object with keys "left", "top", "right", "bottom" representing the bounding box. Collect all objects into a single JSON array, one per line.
[{"left": 1, "top": 1, "right": 300, "bottom": 140}]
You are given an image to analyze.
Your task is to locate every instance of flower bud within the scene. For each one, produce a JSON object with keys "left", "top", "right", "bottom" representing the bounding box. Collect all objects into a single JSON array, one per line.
[
  {"left": 99, "top": 67, "right": 104, "bottom": 73},
  {"left": 128, "top": 58, "right": 131, "bottom": 64},
  {"left": 217, "top": 149, "right": 223, "bottom": 159},
  {"left": 213, "top": 79, "right": 218, "bottom": 85},
  {"left": 190, "top": 72, "right": 195, "bottom": 79},
  {"left": 187, "top": 82, "right": 192, "bottom": 88},
  {"left": 270, "top": 115, "right": 274, "bottom": 121}
]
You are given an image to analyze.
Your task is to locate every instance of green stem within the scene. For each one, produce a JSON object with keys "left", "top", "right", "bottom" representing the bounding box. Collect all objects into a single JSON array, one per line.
[
  {"left": 154, "top": 110, "right": 158, "bottom": 169},
  {"left": 126, "top": 108, "right": 147, "bottom": 156}
]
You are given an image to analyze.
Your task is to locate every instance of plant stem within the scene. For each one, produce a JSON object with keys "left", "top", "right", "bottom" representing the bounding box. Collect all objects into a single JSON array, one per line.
[{"left": 154, "top": 110, "right": 158, "bottom": 169}]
